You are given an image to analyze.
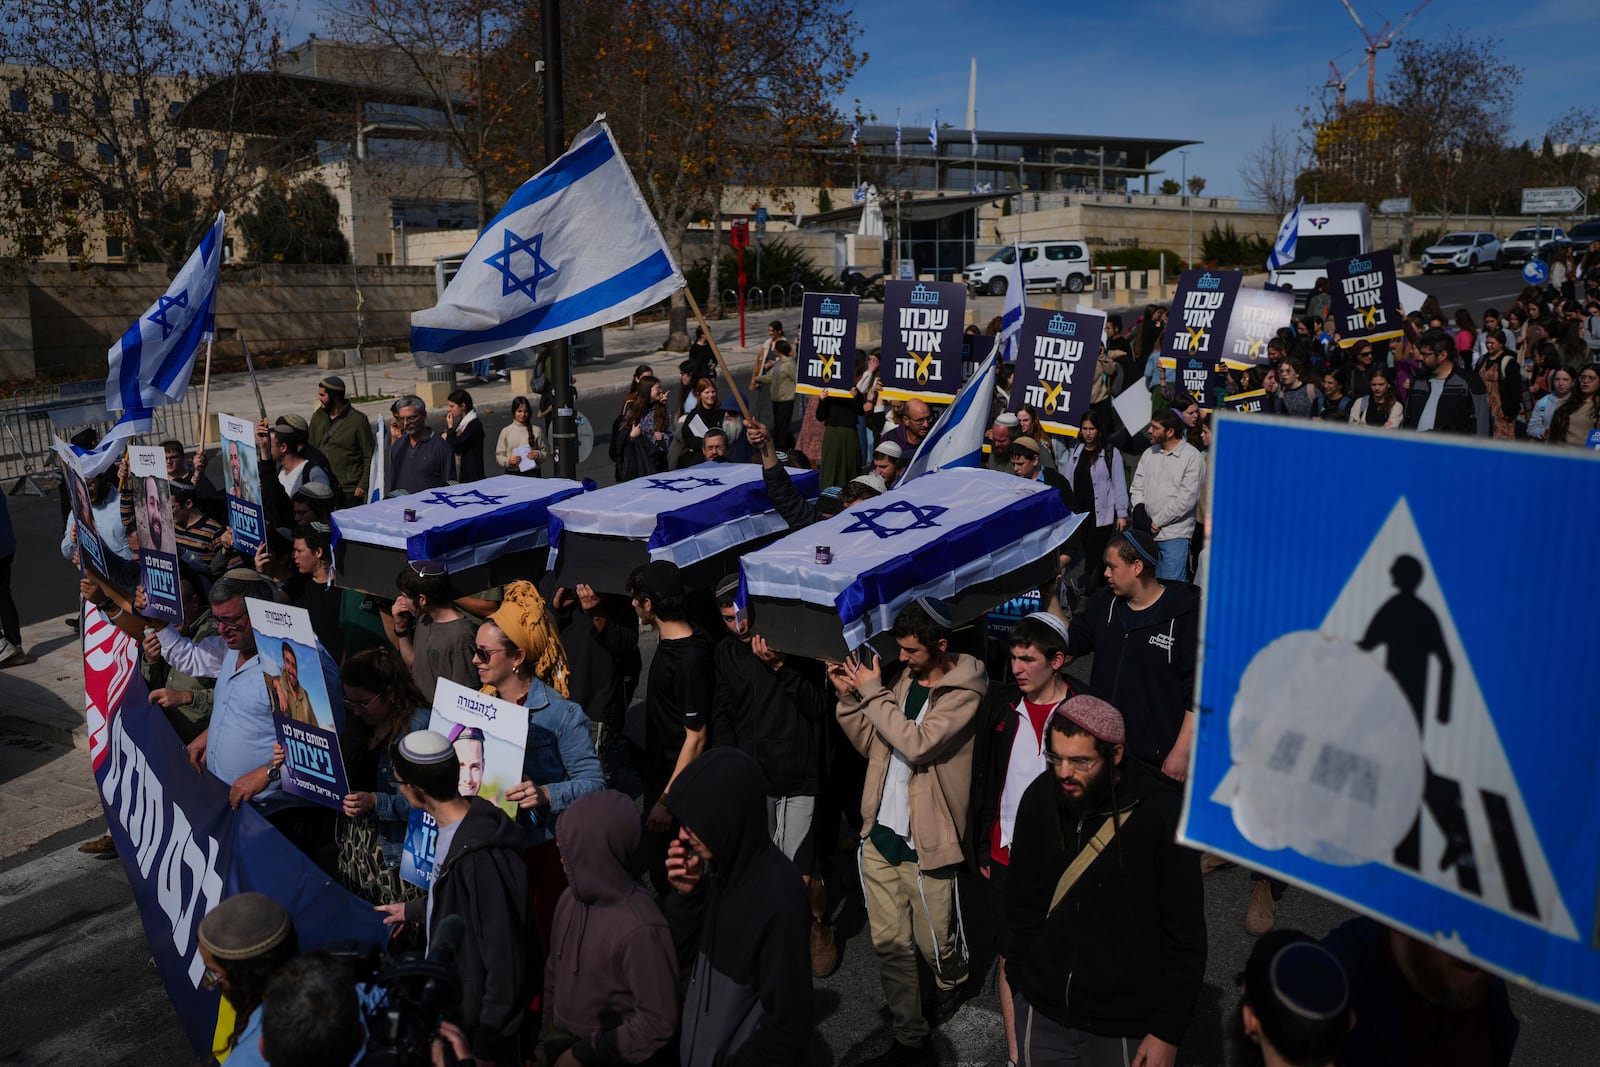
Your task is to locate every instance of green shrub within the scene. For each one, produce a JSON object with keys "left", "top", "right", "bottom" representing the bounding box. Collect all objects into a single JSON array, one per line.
[
  {"left": 1091, "top": 247, "right": 1180, "bottom": 271},
  {"left": 685, "top": 236, "right": 836, "bottom": 302},
  {"left": 1199, "top": 222, "right": 1271, "bottom": 269}
]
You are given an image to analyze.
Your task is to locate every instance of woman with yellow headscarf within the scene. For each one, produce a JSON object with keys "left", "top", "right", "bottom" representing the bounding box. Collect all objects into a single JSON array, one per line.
[{"left": 474, "top": 581, "right": 605, "bottom": 941}]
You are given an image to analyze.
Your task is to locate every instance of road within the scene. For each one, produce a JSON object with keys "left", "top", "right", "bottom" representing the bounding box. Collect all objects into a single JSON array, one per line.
[{"left": 1402, "top": 265, "right": 1534, "bottom": 323}]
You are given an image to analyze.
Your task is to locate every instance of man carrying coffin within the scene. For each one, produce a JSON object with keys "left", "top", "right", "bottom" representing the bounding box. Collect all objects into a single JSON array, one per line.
[{"left": 829, "top": 599, "right": 987, "bottom": 1067}]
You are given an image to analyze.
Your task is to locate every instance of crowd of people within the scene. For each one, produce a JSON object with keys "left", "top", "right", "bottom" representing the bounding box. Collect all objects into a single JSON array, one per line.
[{"left": 46, "top": 269, "right": 1587, "bottom": 1067}]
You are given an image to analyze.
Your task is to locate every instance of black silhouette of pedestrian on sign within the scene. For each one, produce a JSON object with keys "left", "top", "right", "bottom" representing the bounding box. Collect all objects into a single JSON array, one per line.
[{"left": 1359, "top": 555, "right": 1480, "bottom": 894}]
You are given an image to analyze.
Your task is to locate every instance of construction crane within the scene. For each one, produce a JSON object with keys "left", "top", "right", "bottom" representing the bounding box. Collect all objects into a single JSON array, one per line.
[
  {"left": 1325, "top": 54, "right": 1370, "bottom": 110},
  {"left": 1340, "top": 0, "right": 1433, "bottom": 102}
]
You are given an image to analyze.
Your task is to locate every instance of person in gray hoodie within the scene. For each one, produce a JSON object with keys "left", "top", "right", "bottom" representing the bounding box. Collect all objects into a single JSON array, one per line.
[{"left": 544, "top": 790, "right": 678, "bottom": 1066}]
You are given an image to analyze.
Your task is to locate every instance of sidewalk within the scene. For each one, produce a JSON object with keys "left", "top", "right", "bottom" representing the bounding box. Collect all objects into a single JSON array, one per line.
[{"left": 0, "top": 616, "right": 102, "bottom": 860}]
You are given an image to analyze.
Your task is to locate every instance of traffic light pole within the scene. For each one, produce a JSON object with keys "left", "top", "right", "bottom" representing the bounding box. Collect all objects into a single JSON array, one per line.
[{"left": 542, "top": 0, "right": 577, "bottom": 479}]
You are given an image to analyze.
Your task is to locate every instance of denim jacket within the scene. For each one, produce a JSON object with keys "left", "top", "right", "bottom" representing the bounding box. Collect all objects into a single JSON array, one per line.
[{"left": 517, "top": 678, "right": 606, "bottom": 847}]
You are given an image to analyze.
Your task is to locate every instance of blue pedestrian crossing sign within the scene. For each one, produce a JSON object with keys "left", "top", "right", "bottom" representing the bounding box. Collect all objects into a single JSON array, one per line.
[
  {"left": 1180, "top": 415, "right": 1600, "bottom": 1010},
  {"left": 1523, "top": 257, "right": 1549, "bottom": 284}
]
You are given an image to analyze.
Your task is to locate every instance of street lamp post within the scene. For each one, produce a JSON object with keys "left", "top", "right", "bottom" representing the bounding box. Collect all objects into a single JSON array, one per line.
[{"left": 1180, "top": 149, "right": 1192, "bottom": 268}]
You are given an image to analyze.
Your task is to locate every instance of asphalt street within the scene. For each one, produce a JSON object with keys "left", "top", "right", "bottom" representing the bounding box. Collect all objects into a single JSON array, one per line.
[{"left": 5, "top": 275, "right": 1597, "bottom": 1064}]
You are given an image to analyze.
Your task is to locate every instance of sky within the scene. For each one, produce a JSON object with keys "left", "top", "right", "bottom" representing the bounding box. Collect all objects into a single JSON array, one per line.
[
  {"left": 837, "top": 0, "right": 1597, "bottom": 199},
  {"left": 283, "top": 0, "right": 1597, "bottom": 201}
]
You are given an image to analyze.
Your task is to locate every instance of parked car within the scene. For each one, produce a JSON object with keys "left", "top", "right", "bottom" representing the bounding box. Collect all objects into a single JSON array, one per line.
[
  {"left": 1498, "top": 226, "right": 1568, "bottom": 266},
  {"left": 1420, "top": 232, "right": 1502, "bottom": 274},
  {"left": 1567, "top": 218, "right": 1600, "bottom": 249},
  {"left": 965, "top": 240, "right": 1092, "bottom": 295}
]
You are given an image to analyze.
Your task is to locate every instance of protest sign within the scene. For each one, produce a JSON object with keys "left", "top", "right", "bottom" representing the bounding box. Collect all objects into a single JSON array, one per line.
[
  {"left": 1161, "top": 269, "right": 1243, "bottom": 363},
  {"left": 247, "top": 599, "right": 348, "bottom": 811},
  {"left": 128, "top": 445, "right": 182, "bottom": 624},
  {"left": 1218, "top": 388, "right": 1267, "bottom": 414},
  {"left": 879, "top": 280, "right": 967, "bottom": 402},
  {"left": 60, "top": 458, "right": 111, "bottom": 579},
  {"left": 1009, "top": 307, "right": 1105, "bottom": 436},
  {"left": 1222, "top": 286, "right": 1294, "bottom": 368},
  {"left": 796, "top": 292, "right": 859, "bottom": 398},
  {"left": 1182, "top": 416, "right": 1600, "bottom": 1011},
  {"left": 1327, "top": 249, "right": 1404, "bottom": 346},
  {"left": 402, "top": 678, "right": 529, "bottom": 888},
  {"left": 963, "top": 332, "right": 996, "bottom": 380},
  {"left": 217, "top": 412, "right": 265, "bottom": 554},
  {"left": 1158, "top": 355, "right": 1221, "bottom": 410},
  {"left": 84, "top": 606, "right": 385, "bottom": 1056}
]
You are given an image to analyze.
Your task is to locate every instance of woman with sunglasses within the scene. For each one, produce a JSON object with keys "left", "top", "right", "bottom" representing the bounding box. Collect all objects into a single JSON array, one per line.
[
  {"left": 475, "top": 581, "right": 604, "bottom": 941},
  {"left": 335, "top": 648, "right": 431, "bottom": 905}
]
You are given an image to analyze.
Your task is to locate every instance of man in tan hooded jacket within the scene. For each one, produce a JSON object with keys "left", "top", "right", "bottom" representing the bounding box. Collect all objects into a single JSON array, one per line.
[{"left": 830, "top": 599, "right": 987, "bottom": 1067}]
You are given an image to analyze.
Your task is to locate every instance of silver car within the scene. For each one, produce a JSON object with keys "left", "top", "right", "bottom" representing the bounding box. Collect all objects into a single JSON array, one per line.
[{"left": 1498, "top": 226, "right": 1567, "bottom": 266}]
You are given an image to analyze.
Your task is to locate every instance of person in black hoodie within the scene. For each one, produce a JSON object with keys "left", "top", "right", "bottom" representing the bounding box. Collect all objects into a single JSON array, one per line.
[
  {"left": 665, "top": 747, "right": 813, "bottom": 1067},
  {"left": 1005, "top": 697, "right": 1205, "bottom": 1066},
  {"left": 1063, "top": 523, "right": 1199, "bottom": 781},
  {"left": 711, "top": 576, "right": 835, "bottom": 977},
  {"left": 380, "top": 729, "right": 534, "bottom": 1067}
]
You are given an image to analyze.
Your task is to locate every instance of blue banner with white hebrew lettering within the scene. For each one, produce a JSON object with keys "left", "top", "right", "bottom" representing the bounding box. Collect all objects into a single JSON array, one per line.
[
  {"left": 83, "top": 607, "right": 386, "bottom": 1057},
  {"left": 797, "top": 292, "right": 859, "bottom": 399},
  {"left": 1327, "top": 248, "right": 1404, "bottom": 347},
  {"left": 1009, "top": 307, "right": 1106, "bottom": 437},
  {"left": 1181, "top": 416, "right": 1600, "bottom": 1010},
  {"left": 879, "top": 280, "right": 968, "bottom": 402}
]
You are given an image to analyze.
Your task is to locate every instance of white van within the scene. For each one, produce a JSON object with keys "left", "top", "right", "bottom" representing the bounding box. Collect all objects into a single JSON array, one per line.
[
  {"left": 1266, "top": 203, "right": 1372, "bottom": 300},
  {"left": 965, "top": 240, "right": 1093, "bottom": 295}
]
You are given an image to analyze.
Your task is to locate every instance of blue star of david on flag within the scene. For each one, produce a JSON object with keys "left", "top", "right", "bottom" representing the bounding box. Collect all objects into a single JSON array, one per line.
[
  {"left": 146, "top": 290, "right": 190, "bottom": 340},
  {"left": 645, "top": 475, "right": 726, "bottom": 493},
  {"left": 840, "top": 500, "right": 948, "bottom": 539},
  {"left": 484, "top": 228, "right": 558, "bottom": 302},
  {"left": 419, "top": 488, "right": 508, "bottom": 509}
]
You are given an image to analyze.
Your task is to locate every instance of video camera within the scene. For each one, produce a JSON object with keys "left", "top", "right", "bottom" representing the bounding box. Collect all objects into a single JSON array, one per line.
[{"left": 327, "top": 914, "right": 467, "bottom": 1067}]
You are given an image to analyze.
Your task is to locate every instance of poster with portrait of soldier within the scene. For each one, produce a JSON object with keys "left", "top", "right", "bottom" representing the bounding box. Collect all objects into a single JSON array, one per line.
[
  {"left": 401, "top": 678, "right": 529, "bottom": 889},
  {"left": 59, "top": 456, "right": 111, "bottom": 580},
  {"left": 127, "top": 445, "right": 182, "bottom": 624},
  {"left": 247, "top": 598, "right": 348, "bottom": 811},
  {"left": 217, "top": 412, "right": 264, "bottom": 554}
]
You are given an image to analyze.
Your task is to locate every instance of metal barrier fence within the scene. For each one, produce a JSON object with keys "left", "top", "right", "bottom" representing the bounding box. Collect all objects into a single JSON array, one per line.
[{"left": 1, "top": 383, "right": 205, "bottom": 495}]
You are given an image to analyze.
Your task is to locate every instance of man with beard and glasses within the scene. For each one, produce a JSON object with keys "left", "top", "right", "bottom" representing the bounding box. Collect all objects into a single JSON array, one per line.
[
  {"left": 1004, "top": 696, "right": 1205, "bottom": 1067},
  {"left": 1231, "top": 932, "right": 1354, "bottom": 1067},
  {"left": 1318, "top": 917, "right": 1519, "bottom": 1067}
]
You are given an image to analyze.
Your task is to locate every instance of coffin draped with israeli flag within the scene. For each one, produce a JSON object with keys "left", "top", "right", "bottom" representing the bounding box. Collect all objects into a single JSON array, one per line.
[
  {"left": 546, "top": 461, "right": 819, "bottom": 594},
  {"left": 739, "top": 467, "right": 1084, "bottom": 661},
  {"left": 331, "top": 475, "right": 588, "bottom": 595}
]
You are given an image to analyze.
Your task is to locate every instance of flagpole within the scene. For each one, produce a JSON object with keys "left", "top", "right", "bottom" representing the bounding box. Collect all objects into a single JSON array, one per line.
[
  {"left": 195, "top": 340, "right": 214, "bottom": 461},
  {"left": 684, "top": 289, "right": 752, "bottom": 422},
  {"left": 238, "top": 331, "right": 267, "bottom": 421}
]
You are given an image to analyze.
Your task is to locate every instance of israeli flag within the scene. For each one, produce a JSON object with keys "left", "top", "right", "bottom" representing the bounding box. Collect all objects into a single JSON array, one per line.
[
  {"left": 851, "top": 116, "right": 860, "bottom": 148},
  {"left": 52, "top": 426, "right": 136, "bottom": 480},
  {"left": 895, "top": 118, "right": 902, "bottom": 155},
  {"left": 901, "top": 345, "right": 998, "bottom": 483},
  {"left": 411, "top": 118, "right": 684, "bottom": 367},
  {"left": 367, "top": 415, "right": 387, "bottom": 503},
  {"left": 929, "top": 114, "right": 939, "bottom": 150},
  {"left": 106, "top": 211, "right": 223, "bottom": 429},
  {"left": 1267, "top": 198, "right": 1303, "bottom": 271},
  {"left": 998, "top": 253, "right": 1027, "bottom": 362}
]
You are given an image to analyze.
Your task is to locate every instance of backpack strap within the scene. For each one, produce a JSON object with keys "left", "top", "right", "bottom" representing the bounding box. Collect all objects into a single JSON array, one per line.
[{"left": 1047, "top": 808, "right": 1131, "bottom": 916}]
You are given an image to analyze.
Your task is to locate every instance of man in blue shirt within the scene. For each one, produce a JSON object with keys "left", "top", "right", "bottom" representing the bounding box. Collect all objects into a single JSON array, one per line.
[{"left": 146, "top": 570, "right": 343, "bottom": 857}]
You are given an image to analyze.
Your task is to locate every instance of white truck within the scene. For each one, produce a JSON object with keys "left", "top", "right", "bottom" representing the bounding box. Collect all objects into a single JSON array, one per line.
[{"left": 1266, "top": 203, "right": 1373, "bottom": 304}]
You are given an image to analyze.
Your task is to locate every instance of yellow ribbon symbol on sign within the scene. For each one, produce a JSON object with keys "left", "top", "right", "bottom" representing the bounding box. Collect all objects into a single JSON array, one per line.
[
  {"left": 1242, "top": 336, "right": 1266, "bottom": 360},
  {"left": 910, "top": 351, "right": 936, "bottom": 385},
  {"left": 1362, "top": 305, "right": 1379, "bottom": 328},
  {"left": 1186, "top": 326, "right": 1207, "bottom": 352},
  {"left": 1042, "top": 379, "right": 1066, "bottom": 414},
  {"left": 819, "top": 355, "right": 837, "bottom": 381}
]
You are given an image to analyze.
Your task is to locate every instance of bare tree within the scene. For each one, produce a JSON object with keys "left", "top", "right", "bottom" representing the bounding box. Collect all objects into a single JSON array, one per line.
[
  {"left": 1385, "top": 34, "right": 1519, "bottom": 228},
  {"left": 1543, "top": 106, "right": 1600, "bottom": 206},
  {"left": 0, "top": 0, "right": 287, "bottom": 266},
  {"left": 1240, "top": 124, "right": 1300, "bottom": 214}
]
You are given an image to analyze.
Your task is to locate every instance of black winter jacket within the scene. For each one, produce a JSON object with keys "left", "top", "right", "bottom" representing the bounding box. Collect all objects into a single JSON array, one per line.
[
  {"left": 402, "top": 798, "right": 534, "bottom": 1066},
  {"left": 1401, "top": 364, "right": 1491, "bottom": 436},
  {"left": 1004, "top": 759, "right": 1205, "bottom": 1044},
  {"left": 666, "top": 748, "right": 812, "bottom": 1067},
  {"left": 713, "top": 637, "right": 827, "bottom": 796},
  {"left": 762, "top": 462, "right": 820, "bottom": 531},
  {"left": 1065, "top": 582, "right": 1199, "bottom": 767}
]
